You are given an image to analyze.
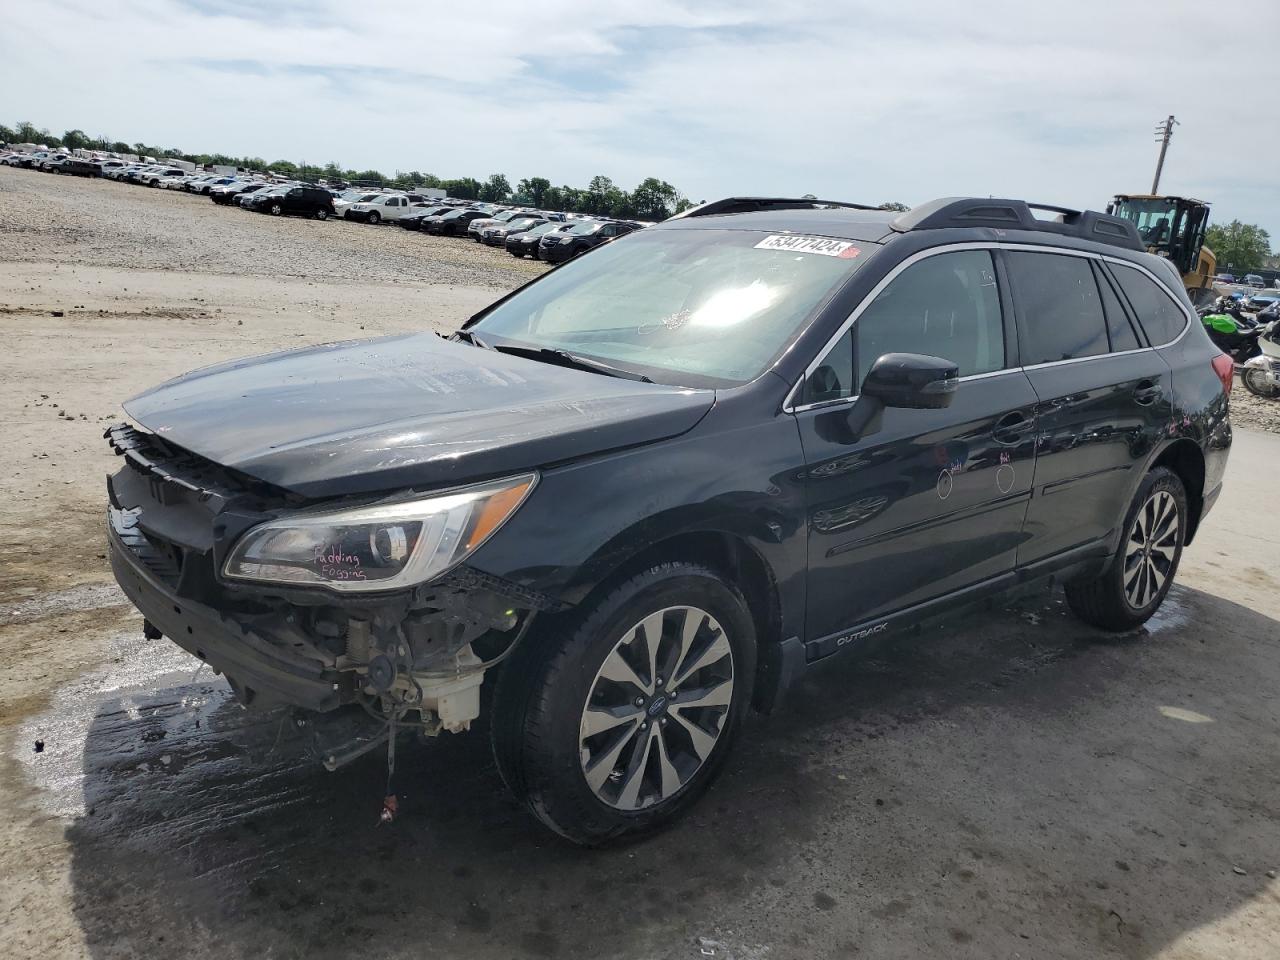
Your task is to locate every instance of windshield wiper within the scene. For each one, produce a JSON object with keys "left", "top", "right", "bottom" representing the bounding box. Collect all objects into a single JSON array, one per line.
[
  {"left": 450, "top": 329, "right": 493, "bottom": 350},
  {"left": 492, "top": 344, "right": 653, "bottom": 383}
]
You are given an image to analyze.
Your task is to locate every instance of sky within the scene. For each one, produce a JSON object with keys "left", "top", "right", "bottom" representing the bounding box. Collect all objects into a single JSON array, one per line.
[{"left": 3, "top": 0, "right": 1279, "bottom": 241}]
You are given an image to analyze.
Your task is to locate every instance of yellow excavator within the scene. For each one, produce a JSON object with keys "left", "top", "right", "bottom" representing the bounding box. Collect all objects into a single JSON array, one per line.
[{"left": 1107, "top": 194, "right": 1216, "bottom": 304}]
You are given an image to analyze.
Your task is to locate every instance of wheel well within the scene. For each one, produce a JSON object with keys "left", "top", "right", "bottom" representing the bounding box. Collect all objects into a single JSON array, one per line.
[
  {"left": 1152, "top": 440, "right": 1206, "bottom": 543},
  {"left": 578, "top": 531, "right": 782, "bottom": 701}
]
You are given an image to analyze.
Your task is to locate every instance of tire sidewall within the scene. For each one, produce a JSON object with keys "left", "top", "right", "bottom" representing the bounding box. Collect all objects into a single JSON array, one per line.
[
  {"left": 1241, "top": 367, "right": 1277, "bottom": 397},
  {"left": 269, "top": 203, "right": 282, "bottom": 216},
  {"left": 518, "top": 565, "right": 756, "bottom": 843},
  {"left": 368, "top": 211, "right": 380, "bottom": 224},
  {"left": 1112, "top": 467, "right": 1187, "bottom": 618}
]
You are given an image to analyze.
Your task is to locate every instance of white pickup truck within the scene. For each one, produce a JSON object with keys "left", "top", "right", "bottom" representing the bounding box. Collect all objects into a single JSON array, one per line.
[{"left": 345, "top": 194, "right": 418, "bottom": 224}]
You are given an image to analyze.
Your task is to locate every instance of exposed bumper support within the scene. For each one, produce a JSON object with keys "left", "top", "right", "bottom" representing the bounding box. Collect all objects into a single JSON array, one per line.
[{"left": 109, "top": 515, "right": 345, "bottom": 712}]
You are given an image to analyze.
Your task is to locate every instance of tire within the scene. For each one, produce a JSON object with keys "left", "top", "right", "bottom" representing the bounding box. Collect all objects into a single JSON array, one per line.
[
  {"left": 268, "top": 203, "right": 283, "bottom": 216},
  {"left": 315, "top": 208, "right": 329, "bottom": 220},
  {"left": 1241, "top": 367, "right": 1279, "bottom": 398},
  {"left": 367, "top": 211, "right": 380, "bottom": 225},
  {"left": 1065, "top": 466, "right": 1187, "bottom": 631},
  {"left": 491, "top": 562, "right": 756, "bottom": 846}
]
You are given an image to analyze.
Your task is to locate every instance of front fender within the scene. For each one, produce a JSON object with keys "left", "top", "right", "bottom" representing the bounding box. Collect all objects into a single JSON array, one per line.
[{"left": 466, "top": 408, "right": 809, "bottom": 644}]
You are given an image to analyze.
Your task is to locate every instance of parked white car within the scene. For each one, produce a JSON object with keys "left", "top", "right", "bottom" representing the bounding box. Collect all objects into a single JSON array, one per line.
[{"left": 334, "top": 191, "right": 381, "bottom": 218}]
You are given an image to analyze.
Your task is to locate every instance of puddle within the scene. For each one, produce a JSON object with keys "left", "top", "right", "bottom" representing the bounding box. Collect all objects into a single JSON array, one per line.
[
  {"left": 13, "top": 629, "right": 218, "bottom": 819},
  {"left": 1145, "top": 585, "right": 1192, "bottom": 634},
  {"left": 1, "top": 583, "right": 129, "bottom": 625}
]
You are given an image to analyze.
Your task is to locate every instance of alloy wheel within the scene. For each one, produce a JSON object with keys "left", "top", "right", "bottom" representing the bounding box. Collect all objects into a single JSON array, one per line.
[
  {"left": 1123, "top": 490, "right": 1179, "bottom": 609},
  {"left": 579, "top": 605, "right": 734, "bottom": 811}
]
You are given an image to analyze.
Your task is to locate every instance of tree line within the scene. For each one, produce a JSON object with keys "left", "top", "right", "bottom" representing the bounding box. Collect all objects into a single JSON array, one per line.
[
  {"left": 0, "top": 120, "right": 693, "bottom": 221},
  {"left": 1205, "top": 221, "right": 1275, "bottom": 275}
]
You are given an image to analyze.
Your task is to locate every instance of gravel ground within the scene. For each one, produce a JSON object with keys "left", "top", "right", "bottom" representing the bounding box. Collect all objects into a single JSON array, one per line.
[
  {"left": 1230, "top": 384, "right": 1280, "bottom": 433},
  {"left": 0, "top": 166, "right": 546, "bottom": 288}
]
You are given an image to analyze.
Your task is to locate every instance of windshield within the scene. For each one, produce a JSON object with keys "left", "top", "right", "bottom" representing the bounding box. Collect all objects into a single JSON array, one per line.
[
  {"left": 471, "top": 227, "right": 874, "bottom": 386},
  {"left": 504, "top": 217, "right": 540, "bottom": 230},
  {"left": 522, "top": 222, "right": 561, "bottom": 237},
  {"left": 568, "top": 221, "right": 602, "bottom": 235}
]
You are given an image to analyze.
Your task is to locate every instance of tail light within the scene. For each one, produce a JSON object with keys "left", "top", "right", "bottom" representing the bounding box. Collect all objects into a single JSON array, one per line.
[{"left": 1211, "top": 353, "right": 1234, "bottom": 395}]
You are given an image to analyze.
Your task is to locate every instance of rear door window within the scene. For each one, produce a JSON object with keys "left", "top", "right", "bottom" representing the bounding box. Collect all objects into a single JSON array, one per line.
[
  {"left": 1092, "top": 261, "right": 1142, "bottom": 351},
  {"left": 1109, "top": 263, "right": 1188, "bottom": 346},
  {"left": 1006, "top": 252, "right": 1109, "bottom": 364}
]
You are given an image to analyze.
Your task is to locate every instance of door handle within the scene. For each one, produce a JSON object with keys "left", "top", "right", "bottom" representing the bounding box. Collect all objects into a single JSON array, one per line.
[
  {"left": 993, "top": 411, "right": 1034, "bottom": 445},
  {"left": 1132, "top": 379, "right": 1163, "bottom": 405}
]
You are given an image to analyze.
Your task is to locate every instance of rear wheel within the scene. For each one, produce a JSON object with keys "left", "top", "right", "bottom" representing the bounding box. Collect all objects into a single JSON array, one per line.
[
  {"left": 492, "top": 562, "right": 755, "bottom": 845},
  {"left": 1065, "top": 467, "right": 1186, "bottom": 631},
  {"left": 315, "top": 208, "right": 329, "bottom": 220}
]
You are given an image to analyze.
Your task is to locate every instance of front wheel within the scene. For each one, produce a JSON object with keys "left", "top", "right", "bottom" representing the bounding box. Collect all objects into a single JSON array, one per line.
[
  {"left": 367, "top": 211, "right": 380, "bottom": 225},
  {"left": 1241, "top": 366, "right": 1280, "bottom": 398},
  {"left": 1065, "top": 466, "right": 1187, "bottom": 631},
  {"left": 269, "top": 203, "right": 283, "bottom": 216},
  {"left": 492, "top": 562, "right": 756, "bottom": 845}
]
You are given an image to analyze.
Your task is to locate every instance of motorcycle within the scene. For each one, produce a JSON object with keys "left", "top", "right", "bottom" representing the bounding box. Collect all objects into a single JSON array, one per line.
[
  {"left": 1198, "top": 300, "right": 1264, "bottom": 365},
  {"left": 1239, "top": 312, "right": 1280, "bottom": 399}
]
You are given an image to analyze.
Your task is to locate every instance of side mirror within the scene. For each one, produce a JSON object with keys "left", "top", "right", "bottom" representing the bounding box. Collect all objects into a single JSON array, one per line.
[{"left": 861, "top": 353, "right": 960, "bottom": 410}]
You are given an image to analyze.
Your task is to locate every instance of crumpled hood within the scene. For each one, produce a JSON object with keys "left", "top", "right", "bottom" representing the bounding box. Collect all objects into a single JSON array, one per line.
[{"left": 124, "top": 333, "right": 714, "bottom": 498}]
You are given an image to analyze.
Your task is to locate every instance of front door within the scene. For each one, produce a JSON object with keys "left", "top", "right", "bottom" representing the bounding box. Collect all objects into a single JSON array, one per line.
[{"left": 796, "top": 248, "right": 1038, "bottom": 658}]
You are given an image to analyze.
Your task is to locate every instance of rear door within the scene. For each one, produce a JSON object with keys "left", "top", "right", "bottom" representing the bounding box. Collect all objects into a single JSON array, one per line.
[
  {"left": 796, "top": 247, "right": 1039, "bottom": 656},
  {"left": 1007, "top": 249, "right": 1173, "bottom": 567}
]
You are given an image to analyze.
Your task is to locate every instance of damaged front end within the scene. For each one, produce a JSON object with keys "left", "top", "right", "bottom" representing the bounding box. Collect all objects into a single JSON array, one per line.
[{"left": 104, "top": 423, "right": 560, "bottom": 767}]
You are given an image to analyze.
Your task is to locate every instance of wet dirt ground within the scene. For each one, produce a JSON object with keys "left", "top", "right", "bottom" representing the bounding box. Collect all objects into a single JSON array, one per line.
[{"left": 3, "top": 167, "right": 1280, "bottom": 959}]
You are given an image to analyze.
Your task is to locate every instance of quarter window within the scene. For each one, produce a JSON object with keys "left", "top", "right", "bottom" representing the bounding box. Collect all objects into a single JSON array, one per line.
[
  {"left": 1110, "top": 263, "right": 1188, "bottom": 346},
  {"left": 1006, "top": 252, "right": 1108, "bottom": 364},
  {"left": 804, "top": 250, "right": 1005, "bottom": 405}
]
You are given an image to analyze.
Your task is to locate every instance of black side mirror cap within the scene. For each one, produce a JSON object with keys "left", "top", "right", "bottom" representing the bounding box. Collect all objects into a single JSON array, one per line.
[{"left": 861, "top": 353, "right": 960, "bottom": 410}]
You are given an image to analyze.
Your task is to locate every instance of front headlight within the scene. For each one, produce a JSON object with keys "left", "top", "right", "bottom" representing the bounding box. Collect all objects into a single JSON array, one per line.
[{"left": 223, "top": 474, "right": 535, "bottom": 592}]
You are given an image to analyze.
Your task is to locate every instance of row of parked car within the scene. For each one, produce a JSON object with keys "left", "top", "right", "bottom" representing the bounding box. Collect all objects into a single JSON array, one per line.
[
  {"left": 3, "top": 149, "right": 649, "bottom": 260},
  {"left": 329, "top": 193, "right": 644, "bottom": 261},
  {"left": 330, "top": 189, "right": 646, "bottom": 260}
]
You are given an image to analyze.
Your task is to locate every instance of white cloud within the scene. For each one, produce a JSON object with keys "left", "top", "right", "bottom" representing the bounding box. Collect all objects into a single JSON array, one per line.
[{"left": 3, "top": 0, "right": 1278, "bottom": 236}]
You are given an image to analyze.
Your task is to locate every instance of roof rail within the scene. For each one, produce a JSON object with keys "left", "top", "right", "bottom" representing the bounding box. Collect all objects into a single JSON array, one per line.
[
  {"left": 891, "top": 197, "right": 1144, "bottom": 252},
  {"left": 669, "top": 196, "right": 881, "bottom": 220}
]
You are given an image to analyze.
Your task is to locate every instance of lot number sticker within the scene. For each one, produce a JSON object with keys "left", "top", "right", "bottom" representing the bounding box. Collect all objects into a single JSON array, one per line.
[{"left": 754, "top": 235, "right": 861, "bottom": 258}]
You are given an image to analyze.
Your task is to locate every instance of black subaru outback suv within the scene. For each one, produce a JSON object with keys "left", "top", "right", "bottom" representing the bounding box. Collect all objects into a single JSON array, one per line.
[{"left": 105, "top": 196, "right": 1232, "bottom": 844}]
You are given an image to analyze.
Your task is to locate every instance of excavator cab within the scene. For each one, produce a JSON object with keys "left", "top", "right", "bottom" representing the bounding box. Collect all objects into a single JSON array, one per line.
[{"left": 1107, "top": 195, "right": 1216, "bottom": 303}]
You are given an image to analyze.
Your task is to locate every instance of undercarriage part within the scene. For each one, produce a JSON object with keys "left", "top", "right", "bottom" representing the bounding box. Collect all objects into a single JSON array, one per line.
[
  {"left": 413, "top": 648, "right": 486, "bottom": 733},
  {"left": 367, "top": 654, "right": 397, "bottom": 693}
]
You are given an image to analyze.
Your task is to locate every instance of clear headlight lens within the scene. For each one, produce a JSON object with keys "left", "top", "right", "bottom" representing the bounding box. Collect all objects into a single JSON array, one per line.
[{"left": 223, "top": 474, "right": 535, "bottom": 592}]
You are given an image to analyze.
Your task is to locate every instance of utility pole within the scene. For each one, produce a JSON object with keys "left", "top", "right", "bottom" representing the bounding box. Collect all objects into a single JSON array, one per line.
[{"left": 1151, "top": 115, "right": 1178, "bottom": 195}]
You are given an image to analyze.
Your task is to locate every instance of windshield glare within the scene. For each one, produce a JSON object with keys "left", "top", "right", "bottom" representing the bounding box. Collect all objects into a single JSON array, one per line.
[{"left": 472, "top": 227, "right": 873, "bottom": 386}]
